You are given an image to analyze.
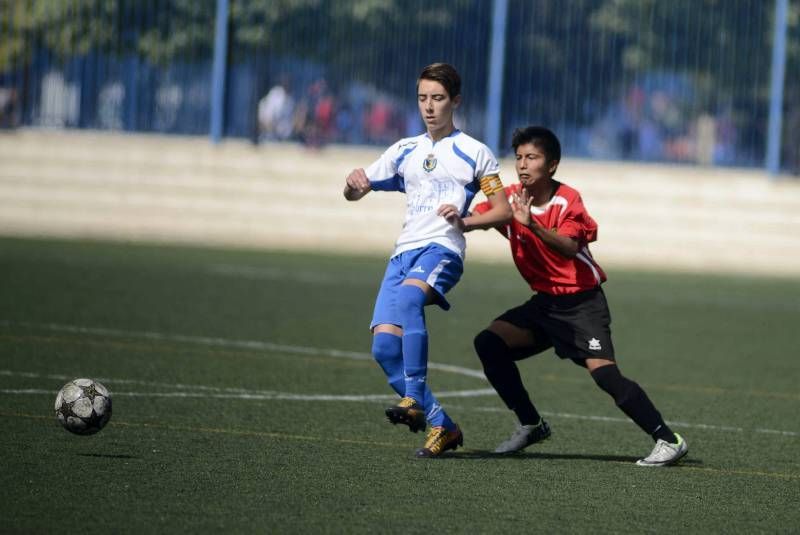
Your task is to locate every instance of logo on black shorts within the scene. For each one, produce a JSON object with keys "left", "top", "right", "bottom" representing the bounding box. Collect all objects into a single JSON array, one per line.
[{"left": 588, "top": 338, "right": 602, "bottom": 351}]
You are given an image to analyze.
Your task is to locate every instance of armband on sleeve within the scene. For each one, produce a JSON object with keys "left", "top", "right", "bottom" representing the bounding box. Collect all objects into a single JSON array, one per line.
[{"left": 479, "top": 174, "right": 504, "bottom": 196}]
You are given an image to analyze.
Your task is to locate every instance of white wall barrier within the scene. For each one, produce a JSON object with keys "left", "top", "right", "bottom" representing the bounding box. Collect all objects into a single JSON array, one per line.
[{"left": 1, "top": 129, "right": 799, "bottom": 277}]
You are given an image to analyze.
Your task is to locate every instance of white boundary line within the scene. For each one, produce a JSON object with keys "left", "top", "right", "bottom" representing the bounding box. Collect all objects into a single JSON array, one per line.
[
  {"left": 0, "top": 320, "right": 798, "bottom": 438},
  {"left": 0, "top": 386, "right": 497, "bottom": 402},
  {"left": 2, "top": 386, "right": 797, "bottom": 437},
  {"left": 0, "top": 369, "right": 496, "bottom": 401},
  {"left": 0, "top": 320, "right": 486, "bottom": 379},
  {"left": 468, "top": 406, "right": 799, "bottom": 438},
  {"left": 1, "top": 371, "right": 798, "bottom": 438}
]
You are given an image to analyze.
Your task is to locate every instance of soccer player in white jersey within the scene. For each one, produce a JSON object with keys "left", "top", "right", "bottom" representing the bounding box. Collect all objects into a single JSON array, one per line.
[{"left": 344, "top": 63, "right": 512, "bottom": 457}]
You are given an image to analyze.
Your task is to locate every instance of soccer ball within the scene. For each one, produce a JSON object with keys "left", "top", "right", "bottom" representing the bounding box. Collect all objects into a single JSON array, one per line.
[{"left": 54, "top": 378, "right": 112, "bottom": 435}]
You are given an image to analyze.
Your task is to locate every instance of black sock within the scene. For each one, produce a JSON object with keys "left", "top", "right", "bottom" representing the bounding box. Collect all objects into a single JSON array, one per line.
[
  {"left": 514, "top": 402, "right": 542, "bottom": 427},
  {"left": 650, "top": 423, "right": 677, "bottom": 443},
  {"left": 590, "top": 364, "right": 677, "bottom": 443},
  {"left": 474, "top": 330, "right": 541, "bottom": 426}
]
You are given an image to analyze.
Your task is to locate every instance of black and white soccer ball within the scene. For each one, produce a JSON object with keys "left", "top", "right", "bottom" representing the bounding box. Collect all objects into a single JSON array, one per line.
[{"left": 54, "top": 378, "right": 112, "bottom": 435}]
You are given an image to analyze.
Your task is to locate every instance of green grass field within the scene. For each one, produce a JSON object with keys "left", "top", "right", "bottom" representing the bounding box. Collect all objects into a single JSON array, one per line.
[{"left": 1, "top": 237, "right": 798, "bottom": 532}]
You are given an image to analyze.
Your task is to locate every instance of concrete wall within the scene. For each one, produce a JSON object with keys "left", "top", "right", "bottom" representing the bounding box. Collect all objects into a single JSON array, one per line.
[{"left": 2, "top": 129, "right": 799, "bottom": 277}]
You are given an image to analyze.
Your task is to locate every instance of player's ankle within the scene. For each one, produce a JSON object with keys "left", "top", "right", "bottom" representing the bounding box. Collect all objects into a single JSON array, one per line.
[{"left": 651, "top": 424, "right": 677, "bottom": 444}]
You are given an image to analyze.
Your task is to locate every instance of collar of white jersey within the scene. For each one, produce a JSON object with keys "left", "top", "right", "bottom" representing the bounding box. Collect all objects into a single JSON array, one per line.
[{"left": 423, "top": 129, "right": 461, "bottom": 144}]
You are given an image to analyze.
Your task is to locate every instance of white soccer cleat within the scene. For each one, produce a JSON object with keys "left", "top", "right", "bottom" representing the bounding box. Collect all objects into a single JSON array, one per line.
[
  {"left": 494, "top": 419, "right": 551, "bottom": 454},
  {"left": 636, "top": 433, "right": 688, "bottom": 467}
]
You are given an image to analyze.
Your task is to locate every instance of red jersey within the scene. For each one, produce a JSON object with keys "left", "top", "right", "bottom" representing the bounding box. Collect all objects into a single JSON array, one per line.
[{"left": 474, "top": 181, "right": 606, "bottom": 295}]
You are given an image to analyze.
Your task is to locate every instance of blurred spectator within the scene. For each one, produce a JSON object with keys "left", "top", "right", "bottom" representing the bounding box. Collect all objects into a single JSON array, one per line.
[
  {"left": 335, "top": 103, "right": 356, "bottom": 143},
  {"left": 782, "top": 90, "right": 800, "bottom": 175},
  {"left": 258, "top": 77, "right": 295, "bottom": 141},
  {"left": 404, "top": 105, "right": 424, "bottom": 137},
  {"left": 712, "top": 107, "right": 737, "bottom": 166},
  {"left": 97, "top": 82, "right": 125, "bottom": 130},
  {"left": 695, "top": 113, "right": 716, "bottom": 165},
  {"left": 590, "top": 78, "right": 706, "bottom": 163},
  {"left": 364, "top": 99, "right": 393, "bottom": 144},
  {"left": 294, "top": 77, "right": 329, "bottom": 148},
  {"left": 0, "top": 87, "right": 19, "bottom": 129},
  {"left": 254, "top": 78, "right": 432, "bottom": 148},
  {"left": 651, "top": 90, "right": 693, "bottom": 161},
  {"left": 314, "top": 87, "right": 336, "bottom": 144},
  {"left": 619, "top": 86, "right": 646, "bottom": 158}
]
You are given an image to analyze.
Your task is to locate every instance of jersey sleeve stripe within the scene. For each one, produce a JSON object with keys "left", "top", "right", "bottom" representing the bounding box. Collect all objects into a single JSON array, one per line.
[
  {"left": 452, "top": 143, "right": 477, "bottom": 171},
  {"left": 393, "top": 145, "right": 417, "bottom": 169},
  {"left": 370, "top": 173, "right": 405, "bottom": 192},
  {"left": 575, "top": 248, "right": 602, "bottom": 284}
]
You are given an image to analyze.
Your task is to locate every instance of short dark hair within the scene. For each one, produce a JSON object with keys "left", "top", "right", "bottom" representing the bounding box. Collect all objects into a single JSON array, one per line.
[
  {"left": 417, "top": 63, "right": 461, "bottom": 99},
  {"left": 511, "top": 126, "right": 561, "bottom": 163}
]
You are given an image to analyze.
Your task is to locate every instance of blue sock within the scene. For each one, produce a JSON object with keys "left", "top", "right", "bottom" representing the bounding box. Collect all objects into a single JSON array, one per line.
[
  {"left": 422, "top": 390, "right": 454, "bottom": 429},
  {"left": 396, "top": 285, "right": 428, "bottom": 402},
  {"left": 372, "top": 331, "right": 454, "bottom": 429}
]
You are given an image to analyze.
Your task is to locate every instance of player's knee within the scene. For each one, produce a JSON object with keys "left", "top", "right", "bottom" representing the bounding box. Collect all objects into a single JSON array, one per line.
[
  {"left": 396, "top": 284, "right": 427, "bottom": 331},
  {"left": 474, "top": 329, "right": 510, "bottom": 367},
  {"left": 590, "top": 364, "right": 636, "bottom": 405},
  {"left": 372, "top": 332, "right": 402, "bottom": 366},
  {"left": 397, "top": 284, "right": 426, "bottom": 313}
]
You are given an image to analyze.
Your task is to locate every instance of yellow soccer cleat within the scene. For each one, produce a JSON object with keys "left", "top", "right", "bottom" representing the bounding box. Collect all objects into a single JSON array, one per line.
[
  {"left": 415, "top": 425, "right": 463, "bottom": 458},
  {"left": 385, "top": 396, "right": 427, "bottom": 433}
]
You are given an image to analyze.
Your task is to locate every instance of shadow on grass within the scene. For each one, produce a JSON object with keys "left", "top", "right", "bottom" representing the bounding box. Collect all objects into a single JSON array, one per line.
[
  {"left": 76, "top": 453, "right": 139, "bottom": 459},
  {"left": 441, "top": 450, "right": 703, "bottom": 466}
]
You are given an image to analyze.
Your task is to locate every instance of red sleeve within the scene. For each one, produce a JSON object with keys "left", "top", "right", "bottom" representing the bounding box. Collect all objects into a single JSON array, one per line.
[
  {"left": 473, "top": 199, "right": 490, "bottom": 215},
  {"left": 557, "top": 195, "right": 598, "bottom": 244}
]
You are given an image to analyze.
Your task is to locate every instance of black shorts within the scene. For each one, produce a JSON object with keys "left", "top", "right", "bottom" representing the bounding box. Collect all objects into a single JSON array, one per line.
[{"left": 495, "top": 287, "right": 615, "bottom": 362}]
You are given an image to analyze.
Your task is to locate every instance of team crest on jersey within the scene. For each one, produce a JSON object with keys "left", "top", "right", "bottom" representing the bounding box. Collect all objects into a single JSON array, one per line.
[{"left": 423, "top": 153, "right": 437, "bottom": 172}]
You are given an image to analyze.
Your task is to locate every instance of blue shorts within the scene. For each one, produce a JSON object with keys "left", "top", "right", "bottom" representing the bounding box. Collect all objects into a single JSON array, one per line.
[{"left": 370, "top": 244, "right": 464, "bottom": 329}]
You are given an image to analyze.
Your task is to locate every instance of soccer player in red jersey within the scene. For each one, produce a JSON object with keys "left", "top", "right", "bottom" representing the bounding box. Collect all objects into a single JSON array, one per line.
[{"left": 471, "top": 126, "right": 688, "bottom": 466}]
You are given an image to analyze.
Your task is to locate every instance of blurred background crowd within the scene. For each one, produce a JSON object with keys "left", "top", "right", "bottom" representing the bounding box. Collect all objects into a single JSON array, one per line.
[
  {"left": 1, "top": 0, "right": 799, "bottom": 172},
  {"left": 254, "top": 73, "right": 750, "bottom": 167}
]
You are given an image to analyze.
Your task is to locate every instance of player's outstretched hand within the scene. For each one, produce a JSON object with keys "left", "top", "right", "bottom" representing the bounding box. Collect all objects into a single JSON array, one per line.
[
  {"left": 344, "top": 168, "right": 371, "bottom": 200},
  {"left": 511, "top": 189, "right": 535, "bottom": 227},
  {"left": 437, "top": 204, "right": 466, "bottom": 231}
]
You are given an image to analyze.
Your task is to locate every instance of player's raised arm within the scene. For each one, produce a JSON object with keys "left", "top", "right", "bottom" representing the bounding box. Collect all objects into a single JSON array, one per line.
[
  {"left": 512, "top": 188, "right": 579, "bottom": 258},
  {"left": 343, "top": 168, "right": 372, "bottom": 201}
]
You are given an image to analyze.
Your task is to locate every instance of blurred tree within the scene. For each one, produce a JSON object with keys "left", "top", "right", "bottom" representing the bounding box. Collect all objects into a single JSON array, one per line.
[
  {"left": 1, "top": 0, "right": 125, "bottom": 69},
  {"left": 229, "top": 0, "right": 481, "bottom": 89},
  {"left": 138, "top": 0, "right": 216, "bottom": 64},
  {"left": 0, "top": 0, "right": 33, "bottom": 70},
  {"left": 0, "top": 0, "right": 790, "bottom": 87},
  {"left": 1, "top": 0, "right": 479, "bottom": 85},
  {"left": 0, "top": 0, "right": 212, "bottom": 69},
  {"left": 589, "top": 0, "right": 774, "bottom": 107}
]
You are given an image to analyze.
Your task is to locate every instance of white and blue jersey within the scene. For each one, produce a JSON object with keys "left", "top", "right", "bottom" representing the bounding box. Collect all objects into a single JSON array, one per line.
[{"left": 366, "top": 129, "right": 500, "bottom": 259}]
